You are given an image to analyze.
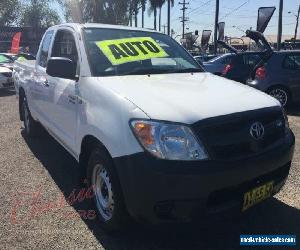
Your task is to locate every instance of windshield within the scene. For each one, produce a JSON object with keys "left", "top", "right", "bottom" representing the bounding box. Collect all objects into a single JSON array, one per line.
[
  {"left": 83, "top": 28, "right": 203, "bottom": 76},
  {"left": 0, "top": 54, "right": 13, "bottom": 64}
]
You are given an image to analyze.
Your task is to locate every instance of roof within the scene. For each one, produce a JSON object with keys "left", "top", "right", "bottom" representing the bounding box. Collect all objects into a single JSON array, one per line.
[{"left": 49, "top": 23, "right": 161, "bottom": 34}]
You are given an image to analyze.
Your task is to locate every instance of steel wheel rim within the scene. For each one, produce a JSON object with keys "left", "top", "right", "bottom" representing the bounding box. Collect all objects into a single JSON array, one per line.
[
  {"left": 23, "top": 102, "right": 30, "bottom": 133},
  {"left": 269, "top": 89, "right": 288, "bottom": 106},
  {"left": 92, "top": 163, "right": 114, "bottom": 221}
]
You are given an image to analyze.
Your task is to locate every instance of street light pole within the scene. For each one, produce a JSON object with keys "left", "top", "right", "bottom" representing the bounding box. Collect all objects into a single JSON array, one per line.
[
  {"left": 214, "top": 0, "right": 220, "bottom": 55},
  {"left": 277, "top": 0, "right": 283, "bottom": 51},
  {"left": 179, "top": 0, "right": 189, "bottom": 39},
  {"left": 167, "top": 0, "right": 171, "bottom": 36},
  {"left": 294, "top": 5, "right": 300, "bottom": 42}
]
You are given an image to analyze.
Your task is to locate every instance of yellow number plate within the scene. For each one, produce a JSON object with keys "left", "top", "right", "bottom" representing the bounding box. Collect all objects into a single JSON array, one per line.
[{"left": 242, "top": 181, "right": 274, "bottom": 212}]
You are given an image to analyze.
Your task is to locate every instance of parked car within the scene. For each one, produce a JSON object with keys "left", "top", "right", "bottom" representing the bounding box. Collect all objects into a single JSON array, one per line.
[
  {"left": 0, "top": 66, "right": 13, "bottom": 89},
  {"left": 0, "top": 53, "right": 14, "bottom": 71},
  {"left": 247, "top": 51, "right": 300, "bottom": 107},
  {"left": 199, "top": 41, "right": 265, "bottom": 82},
  {"left": 221, "top": 31, "right": 300, "bottom": 106},
  {"left": 202, "top": 53, "right": 234, "bottom": 75},
  {"left": 221, "top": 51, "right": 266, "bottom": 83},
  {"left": 194, "top": 54, "right": 217, "bottom": 65},
  {"left": 14, "top": 24, "right": 295, "bottom": 230},
  {"left": 0, "top": 53, "right": 35, "bottom": 66},
  {"left": 17, "top": 53, "right": 36, "bottom": 61}
]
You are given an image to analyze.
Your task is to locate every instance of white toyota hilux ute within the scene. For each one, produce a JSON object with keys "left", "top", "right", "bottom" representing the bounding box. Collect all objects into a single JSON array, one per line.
[{"left": 14, "top": 23, "right": 295, "bottom": 230}]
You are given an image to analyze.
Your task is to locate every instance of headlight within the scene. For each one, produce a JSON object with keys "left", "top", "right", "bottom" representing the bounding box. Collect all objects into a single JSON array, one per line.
[{"left": 130, "top": 120, "right": 208, "bottom": 161}]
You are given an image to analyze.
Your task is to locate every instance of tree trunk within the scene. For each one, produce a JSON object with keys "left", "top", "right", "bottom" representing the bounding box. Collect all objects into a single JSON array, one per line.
[
  {"left": 167, "top": 0, "right": 171, "bottom": 35},
  {"left": 135, "top": 7, "right": 138, "bottom": 27},
  {"left": 93, "top": 0, "right": 99, "bottom": 22},
  {"left": 129, "top": 1, "right": 132, "bottom": 26},
  {"left": 154, "top": 7, "right": 157, "bottom": 30},
  {"left": 159, "top": 7, "right": 161, "bottom": 32},
  {"left": 142, "top": 5, "right": 145, "bottom": 28}
]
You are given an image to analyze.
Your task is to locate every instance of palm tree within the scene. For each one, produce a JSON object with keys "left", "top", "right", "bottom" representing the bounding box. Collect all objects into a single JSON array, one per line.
[
  {"left": 132, "top": 0, "right": 141, "bottom": 27},
  {"left": 149, "top": 0, "right": 159, "bottom": 30},
  {"left": 157, "top": 0, "right": 165, "bottom": 32},
  {"left": 149, "top": 0, "right": 174, "bottom": 32},
  {"left": 167, "top": 0, "right": 175, "bottom": 35},
  {"left": 141, "top": 0, "right": 147, "bottom": 28}
]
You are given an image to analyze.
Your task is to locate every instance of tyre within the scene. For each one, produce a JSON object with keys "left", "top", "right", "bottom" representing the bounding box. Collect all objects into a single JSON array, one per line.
[
  {"left": 87, "top": 147, "right": 128, "bottom": 231},
  {"left": 267, "top": 87, "right": 290, "bottom": 107},
  {"left": 21, "top": 97, "right": 41, "bottom": 137}
]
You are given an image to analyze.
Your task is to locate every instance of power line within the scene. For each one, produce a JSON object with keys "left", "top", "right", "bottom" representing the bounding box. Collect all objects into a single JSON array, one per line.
[
  {"left": 171, "top": 0, "right": 213, "bottom": 22},
  {"left": 188, "top": 0, "right": 214, "bottom": 15},
  {"left": 197, "top": 0, "right": 250, "bottom": 31},
  {"left": 219, "top": 0, "right": 250, "bottom": 21}
]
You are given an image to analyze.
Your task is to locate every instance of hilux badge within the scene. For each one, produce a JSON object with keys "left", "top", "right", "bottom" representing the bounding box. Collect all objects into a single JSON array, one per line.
[{"left": 250, "top": 122, "right": 265, "bottom": 140}]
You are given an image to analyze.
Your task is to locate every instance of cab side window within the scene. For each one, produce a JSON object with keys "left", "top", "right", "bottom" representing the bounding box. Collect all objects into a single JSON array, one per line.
[
  {"left": 38, "top": 31, "right": 54, "bottom": 68},
  {"left": 51, "top": 30, "right": 78, "bottom": 67}
]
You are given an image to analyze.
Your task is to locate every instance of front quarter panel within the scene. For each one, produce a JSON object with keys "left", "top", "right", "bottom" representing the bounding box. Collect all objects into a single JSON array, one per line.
[{"left": 76, "top": 77, "right": 148, "bottom": 158}]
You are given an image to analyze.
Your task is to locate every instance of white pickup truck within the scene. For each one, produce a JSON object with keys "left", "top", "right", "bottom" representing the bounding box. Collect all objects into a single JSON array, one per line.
[{"left": 14, "top": 23, "right": 295, "bottom": 230}]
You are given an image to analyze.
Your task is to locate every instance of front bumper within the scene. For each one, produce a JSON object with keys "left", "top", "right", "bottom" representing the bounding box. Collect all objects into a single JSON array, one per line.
[{"left": 114, "top": 130, "right": 295, "bottom": 224}]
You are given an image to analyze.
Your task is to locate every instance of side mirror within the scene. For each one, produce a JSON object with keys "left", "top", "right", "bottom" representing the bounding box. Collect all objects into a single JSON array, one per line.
[{"left": 46, "top": 57, "right": 77, "bottom": 80}]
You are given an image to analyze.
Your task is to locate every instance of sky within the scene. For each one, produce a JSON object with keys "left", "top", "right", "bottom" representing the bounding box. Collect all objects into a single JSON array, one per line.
[{"left": 52, "top": 0, "right": 300, "bottom": 39}]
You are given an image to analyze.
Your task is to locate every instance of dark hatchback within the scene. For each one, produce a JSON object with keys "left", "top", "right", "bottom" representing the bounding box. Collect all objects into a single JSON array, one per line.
[
  {"left": 247, "top": 51, "right": 300, "bottom": 106},
  {"left": 221, "top": 51, "right": 265, "bottom": 83}
]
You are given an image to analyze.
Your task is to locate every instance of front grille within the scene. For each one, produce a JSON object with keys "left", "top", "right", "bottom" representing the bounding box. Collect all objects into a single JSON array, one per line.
[
  {"left": 192, "top": 107, "right": 285, "bottom": 160},
  {"left": 1, "top": 72, "right": 12, "bottom": 78}
]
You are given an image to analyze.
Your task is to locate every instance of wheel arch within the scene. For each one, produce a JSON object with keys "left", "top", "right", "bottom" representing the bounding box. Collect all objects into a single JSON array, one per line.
[
  {"left": 79, "top": 135, "right": 113, "bottom": 172},
  {"left": 266, "top": 84, "right": 292, "bottom": 106},
  {"left": 267, "top": 84, "right": 291, "bottom": 93},
  {"left": 267, "top": 84, "right": 292, "bottom": 98}
]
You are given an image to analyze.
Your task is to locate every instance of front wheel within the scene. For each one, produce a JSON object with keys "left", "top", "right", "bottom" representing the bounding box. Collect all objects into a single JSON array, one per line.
[
  {"left": 267, "top": 87, "right": 290, "bottom": 107},
  {"left": 22, "top": 97, "right": 41, "bottom": 137},
  {"left": 87, "top": 147, "right": 128, "bottom": 231}
]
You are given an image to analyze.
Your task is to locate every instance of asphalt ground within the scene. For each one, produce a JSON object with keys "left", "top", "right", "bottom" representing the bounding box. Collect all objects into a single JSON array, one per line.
[{"left": 0, "top": 88, "right": 299, "bottom": 250}]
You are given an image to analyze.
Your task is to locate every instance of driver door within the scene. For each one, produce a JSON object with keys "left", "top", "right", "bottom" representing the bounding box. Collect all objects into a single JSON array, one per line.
[{"left": 45, "top": 29, "right": 79, "bottom": 152}]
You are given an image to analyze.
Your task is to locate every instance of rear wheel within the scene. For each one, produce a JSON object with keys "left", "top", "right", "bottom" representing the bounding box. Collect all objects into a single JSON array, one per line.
[
  {"left": 87, "top": 147, "right": 128, "bottom": 231},
  {"left": 267, "top": 87, "right": 290, "bottom": 107}
]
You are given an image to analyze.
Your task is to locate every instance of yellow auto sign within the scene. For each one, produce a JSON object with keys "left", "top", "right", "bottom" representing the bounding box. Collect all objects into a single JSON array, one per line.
[{"left": 95, "top": 37, "right": 168, "bottom": 65}]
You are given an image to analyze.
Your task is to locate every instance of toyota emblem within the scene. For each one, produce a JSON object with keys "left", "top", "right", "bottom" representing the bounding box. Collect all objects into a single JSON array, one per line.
[{"left": 250, "top": 122, "right": 265, "bottom": 140}]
